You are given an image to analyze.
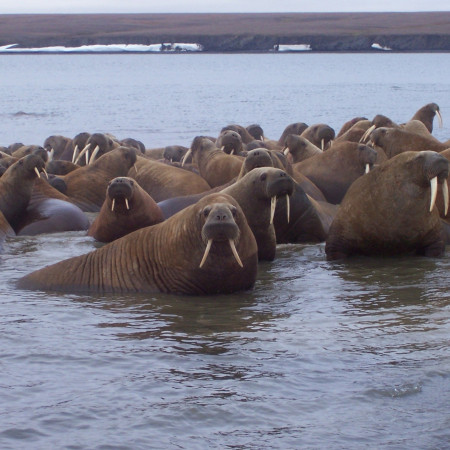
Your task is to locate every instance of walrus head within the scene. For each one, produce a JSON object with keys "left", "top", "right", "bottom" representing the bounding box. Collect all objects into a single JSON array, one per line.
[
  {"left": 199, "top": 202, "right": 243, "bottom": 269},
  {"left": 217, "top": 130, "right": 243, "bottom": 155},
  {"left": 10, "top": 153, "right": 47, "bottom": 180},
  {"left": 107, "top": 177, "right": 136, "bottom": 212}
]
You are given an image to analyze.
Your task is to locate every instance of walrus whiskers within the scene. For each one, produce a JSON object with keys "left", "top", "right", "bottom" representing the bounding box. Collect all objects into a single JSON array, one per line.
[{"left": 429, "top": 176, "right": 437, "bottom": 212}]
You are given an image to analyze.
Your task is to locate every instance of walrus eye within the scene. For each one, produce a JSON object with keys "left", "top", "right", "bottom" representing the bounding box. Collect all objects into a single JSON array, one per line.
[
  {"left": 203, "top": 207, "right": 211, "bottom": 217},
  {"left": 260, "top": 173, "right": 267, "bottom": 182},
  {"left": 230, "top": 206, "right": 237, "bottom": 217}
]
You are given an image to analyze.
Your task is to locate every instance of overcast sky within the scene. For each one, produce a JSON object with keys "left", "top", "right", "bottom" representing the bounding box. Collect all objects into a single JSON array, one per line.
[{"left": 1, "top": 0, "right": 449, "bottom": 14}]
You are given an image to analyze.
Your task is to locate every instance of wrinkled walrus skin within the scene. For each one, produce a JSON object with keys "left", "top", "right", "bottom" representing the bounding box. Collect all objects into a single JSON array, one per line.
[{"left": 18, "top": 193, "right": 258, "bottom": 295}]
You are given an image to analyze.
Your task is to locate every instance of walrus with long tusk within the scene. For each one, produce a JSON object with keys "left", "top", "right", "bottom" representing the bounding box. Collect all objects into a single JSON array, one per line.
[
  {"left": 18, "top": 193, "right": 258, "bottom": 295},
  {"left": 325, "top": 151, "right": 449, "bottom": 260}
]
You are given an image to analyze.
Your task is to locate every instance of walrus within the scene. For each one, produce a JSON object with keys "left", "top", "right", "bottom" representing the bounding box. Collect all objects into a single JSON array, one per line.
[
  {"left": 283, "top": 134, "right": 322, "bottom": 163},
  {"left": 325, "top": 151, "right": 449, "bottom": 260},
  {"left": 293, "top": 141, "right": 377, "bottom": 204},
  {"left": 186, "top": 136, "right": 244, "bottom": 188},
  {"left": 73, "top": 132, "right": 120, "bottom": 166},
  {"left": 18, "top": 193, "right": 258, "bottom": 295},
  {"left": 216, "top": 129, "right": 246, "bottom": 156},
  {"left": 369, "top": 127, "right": 448, "bottom": 158},
  {"left": 409, "top": 102, "right": 443, "bottom": 133},
  {"left": 128, "top": 155, "right": 211, "bottom": 202},
  {"left": 157, "top": 166, "right": 294, "bottom": 261},
  {"left": 220, "top": 124, "right": 255, "bottom": 144},
  {"left": 162, "top": 145, "right": 189, "bottom": 163},
  {"left": 88, "top": 177, "right": 164, "bottom": 242},
  {"left": 43, "top": 135, "right": 71, "bottom": 160},
  {"left": 221, "top": 167, "right": 294, "bottom": 261},
  {"left": 0, "top": 154, "right": 46, "bottom": 231},
  {"left": 15, "top": 177, "right": 90, "bottom": 236},
  {"left": 301, "top": 123, "right": 335, "bottom": 150},
  {"left": 336, "top": 117, "right": 368, "bottom": 137},
  {"left": 52, "top": 146, "right": 138, "bottom": 212}
]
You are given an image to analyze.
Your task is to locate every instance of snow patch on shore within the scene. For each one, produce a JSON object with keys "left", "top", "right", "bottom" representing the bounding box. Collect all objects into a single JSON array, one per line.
[
  {"left": 371, "top": 43, "right": 392, "bottom": 51},
  {"left": 0, "top": 43, "right": 204, "bottom": 53},
  {"left": 274, "top": 44, "right": 312, "bottom": 52}
]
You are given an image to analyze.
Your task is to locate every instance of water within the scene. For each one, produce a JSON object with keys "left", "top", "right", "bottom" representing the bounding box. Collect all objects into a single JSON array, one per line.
[{"left": 1, "top": 53, "right": 450, "bottom": 449}]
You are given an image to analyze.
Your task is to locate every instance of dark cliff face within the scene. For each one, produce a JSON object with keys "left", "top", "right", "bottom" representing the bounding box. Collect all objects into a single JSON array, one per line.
[
  {"left": 0, "top": 13, "right": 449, "bottom": 52},
  {"left": 3, "top": 34, "right": 449, "bottom": 52}
]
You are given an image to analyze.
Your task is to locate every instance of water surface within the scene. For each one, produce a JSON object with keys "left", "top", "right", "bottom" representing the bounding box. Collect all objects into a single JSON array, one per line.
[{"left": 0, "top": 53, "right": 449, "bottom": 449}]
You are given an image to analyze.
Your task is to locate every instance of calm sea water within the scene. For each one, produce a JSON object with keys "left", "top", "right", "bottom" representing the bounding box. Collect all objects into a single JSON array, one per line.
[{"left": 1, "top": 53, "right": 450, "bottom": 449}]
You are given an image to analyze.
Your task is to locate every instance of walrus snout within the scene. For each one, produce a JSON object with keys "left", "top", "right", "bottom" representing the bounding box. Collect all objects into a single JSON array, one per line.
[
  {"left": 199, "top": 203, "right": 243, "bottom": 269},
  {"left": 108, "top": 177, "right": 134, "bottom": 198},
  {"left": 201, "top": 204, "right": 240, "bottom": 242},
  {"left": 267, "top": 171, "right": 295, "bottom": 198}
]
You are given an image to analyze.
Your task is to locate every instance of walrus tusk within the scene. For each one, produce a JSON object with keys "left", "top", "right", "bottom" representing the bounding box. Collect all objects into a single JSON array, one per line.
[
  {"left": 443, "top": 179, "right": 449, "bottom": 216},
  {"left": 181, "top": 149, "right": 192, "bottom": 167},
  {"left": 220, "top": 146, "right": 225, "bottom": 152},
  {"left": 71, "top": 145, "right": 79, "bottom": 163},
  {"left": 74, "top": 143, "right": 91, "bottom": 165},
  {"left": 230, "top": 149, "right": 234, "bottom": 155},
  {"left": 270, "top": 196, "right": 277, "bottom": 224},
  {"left": 260, "top": 135, "right": 265, "bottom": 142},
  {"left": 42, "top": 168, "right": 48, "bottom": 179},
  {"left": 133, "top": 163, "right": 138, "bottom": 174},
  {"left": 286, "top": 194, "right": 290, "bottom": 223},
  {"left": 111, "top": 199, "right": 115, "bottom": 212},
  {"left": 199, "top": 239, "right": 213, "bottom": 268},
  {"left": 283, "top": 147, "right": 289, "bottom": 155},
  {"left": 360, "top": 124, "right": 376, "bottom": 143},
  {"left": 85, "top": 149, "right": 90, "bottom": 165},
  {"left": 365, "top": 163, "right": 370, "bottom": 174},
  {"left": 436, "top": 109, "right": 443, "bottom": 129},
  {"left": 229, "top": 239, "right": 243, "bottom": 268},
  {"left": 429, "top": 176, "right": 437, "bottom": 212},
  {"left": 321, "top": 139, "right": 325, "bottom": 150},
  {"left": 48, "top": 148, "right": 54, "bottom": 162},
  {"left": 125, "top": 198, "right": 130, "bottom": 210},
  {"left": 34, "top": 167, "right": 41, "bottom": 178},
  {"left": 89, "top": 145, "right": 100, "bottom": 165}
]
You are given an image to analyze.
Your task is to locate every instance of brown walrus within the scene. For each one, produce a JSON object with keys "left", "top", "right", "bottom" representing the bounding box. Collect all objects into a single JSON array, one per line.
[
  {"left": 0, "top": 154, "right": 46, "bottom": 231},
  {"left": 88, "top": 177, "right": 164, "bottom": 242},
  {"left": 409, "top": 102, "right": 443, "bottom": 133},
  {"left": 52, "top": 146, "right": 138, "bottom": 212},
  {"left": 128, "top": 155, "right": 211, "bottom": 202},
  {"left": 301, "top": 123, "right": 335, "bottom": 150},
  {"left": 369, "top": 127, "right": 449, "bottom": 158},
  {"left": 325, "top": 151, "right": 449, "bottom": 260},
  {"left": 293, "top": 141, "right": 377, "bottom": 204},
  {"left": 18, "top": 193, "right": 258, "bottom": 295},
  {"left": 186, "top": 136, "right": 244, "bottom": 188}
]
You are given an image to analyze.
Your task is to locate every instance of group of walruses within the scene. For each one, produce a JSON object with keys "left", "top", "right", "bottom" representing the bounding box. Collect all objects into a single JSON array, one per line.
[{"left": 1, "top": 102, "right": 449, "bottom": 295}]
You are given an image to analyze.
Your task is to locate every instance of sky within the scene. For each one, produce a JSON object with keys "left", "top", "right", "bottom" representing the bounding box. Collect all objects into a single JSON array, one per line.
[{"left": 1, "top": 0, "right": 449, "bottom": 14}]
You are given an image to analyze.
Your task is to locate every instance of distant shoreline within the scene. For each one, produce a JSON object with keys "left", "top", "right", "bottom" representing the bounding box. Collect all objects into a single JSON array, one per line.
[{"left": 0, "top": 13, "right": 449, "bottom": 52}]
